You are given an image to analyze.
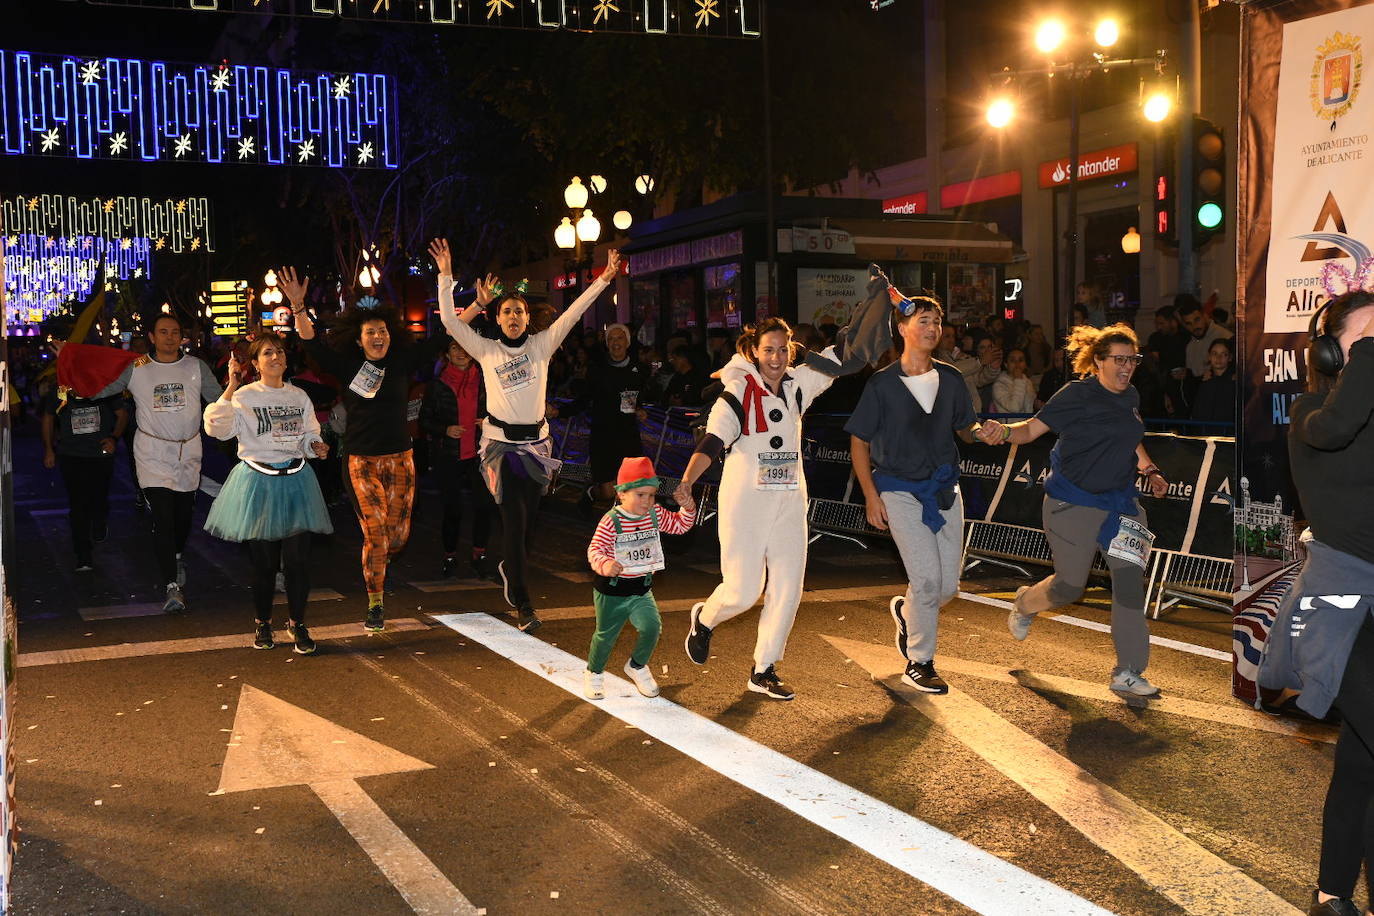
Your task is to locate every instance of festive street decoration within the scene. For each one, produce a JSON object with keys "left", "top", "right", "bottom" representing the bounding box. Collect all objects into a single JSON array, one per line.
[
  {"left": 79, "top": 0, "right": 762, "bottom": 38},
  {"left": 3, "top": 233, "right": 153, "bottom": 326},
  {"left": 1, "top": 194, "right": 214, "bottom": 254},
  {"left": 0, "top": 49, "right": 398, "bottom": 168}
]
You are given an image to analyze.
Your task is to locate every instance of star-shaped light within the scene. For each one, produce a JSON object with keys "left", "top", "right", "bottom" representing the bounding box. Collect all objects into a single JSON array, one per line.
[
  {"left": 297, "top": 139, "right": 316, "bottom": 163},
  {"left": 356, "top": 141, "right": 374, "bottom": 164},
  {"left": 27, "top": 197, "right": 38, "bottom": 210},
  {"left": 155, "top": 237, "right": 166, "bottom": 250},
  {"left": 592, "top": 0, "right": 619, "bottom": 23},
  {"left": 333, "top": 75, "right": 352, "bottom": 99},
  {"left": 190, "top": 238, "right": 201, "bottom": 251},
  {"left": 108, "top": 131, "right": 128, "bottom": 155},
  {"left": 210, "top": 68, "right": 232, "bottom": 93},
  {"left": 237, "top": 136, "right": 256, "bottom": 160},
  {"left": 103, "top": 199, "right": 115, "bottom": 213},
  {"left": 133, "top": 267, "right": 143, "bottom": 278},
  {"left": 485, "top": 0, "right": 513, "bottom": 18},
  {"left": 694, "top": 0, "right": 719, "bottom": 28},
  {"left": 40, "top": 127, "right": 61, "bottom": 152},
  {"left": 5, "top": 236, "right": 16, "bottom": 248},
  {"left": 80, "top": 60, "right": 102, "bottom": 86},
  {"left": 173, "top": 134, "right": 192, "bottom": 158},
  {"left": 120, "top": 238, "right": 132, "bottom": 250},
  {"left": 175, "top": 199, "right": 187, "bottom": 213}
]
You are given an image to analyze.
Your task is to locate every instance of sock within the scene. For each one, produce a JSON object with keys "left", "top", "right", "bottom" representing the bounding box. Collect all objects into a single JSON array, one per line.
[
  {"left": 367, "top": 591, "right": 383, "bottom": 608},
  {"left": 628, "top": 659, "right": 645, "bottom": 669}
]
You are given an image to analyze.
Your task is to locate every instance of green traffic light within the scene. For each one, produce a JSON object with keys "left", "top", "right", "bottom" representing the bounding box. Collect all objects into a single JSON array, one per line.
[{"left": 1197, "top": 202, "right": 1223, "bottom": 229}]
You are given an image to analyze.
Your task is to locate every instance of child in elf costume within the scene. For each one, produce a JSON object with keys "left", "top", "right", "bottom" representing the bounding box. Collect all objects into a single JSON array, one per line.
[{"left": 584, "top": 457, "right": 696, "bottom": 700}]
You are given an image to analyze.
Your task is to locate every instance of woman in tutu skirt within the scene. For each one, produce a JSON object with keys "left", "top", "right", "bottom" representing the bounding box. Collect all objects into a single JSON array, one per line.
[{"left": 204, "top": 332, "right": 333, "bottom": 654}]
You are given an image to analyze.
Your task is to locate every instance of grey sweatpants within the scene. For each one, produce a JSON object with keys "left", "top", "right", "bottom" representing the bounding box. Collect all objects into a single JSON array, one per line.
[
  {"left": 1015, "top": 497, "right": 1150, "bottom": 674},
  {"left": 882, "top": 490, "right": 964, "bottom": 664}
]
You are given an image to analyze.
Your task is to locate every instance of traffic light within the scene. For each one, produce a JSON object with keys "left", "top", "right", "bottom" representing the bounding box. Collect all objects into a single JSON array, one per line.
[
  {"left": 1192, "top": 116, "right": 1225, "bottom": 247},
  {"left": 1153, "top": 126, "right": 1177, "bottom": 247}
]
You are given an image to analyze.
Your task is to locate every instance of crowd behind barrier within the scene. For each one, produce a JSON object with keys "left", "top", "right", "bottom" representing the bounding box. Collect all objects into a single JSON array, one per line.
[{"left": 548, "top": 400, "right": 1235, "bottom": 616}]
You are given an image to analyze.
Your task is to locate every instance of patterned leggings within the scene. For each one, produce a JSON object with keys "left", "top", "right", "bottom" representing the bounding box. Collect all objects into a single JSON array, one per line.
[{"left": 347, "top": 451, "right": 415, "bottom": 594}]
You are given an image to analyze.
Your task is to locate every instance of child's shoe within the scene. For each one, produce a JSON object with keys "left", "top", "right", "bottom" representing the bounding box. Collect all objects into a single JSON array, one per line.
[
  {"left": 584, "top": 669, "right": 605, "bottom": 700},
  {"left": 624, "top": 659, "right": 660, "bottom": 697}
]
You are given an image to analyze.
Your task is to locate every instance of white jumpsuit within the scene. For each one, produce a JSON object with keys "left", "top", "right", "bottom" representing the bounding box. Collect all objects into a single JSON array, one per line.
[
  {"left": 699, "top": 350, "right": 839, "bottom": 670},
  {"left": 126, "top": 356, "right": 220, "bottom": 492}
]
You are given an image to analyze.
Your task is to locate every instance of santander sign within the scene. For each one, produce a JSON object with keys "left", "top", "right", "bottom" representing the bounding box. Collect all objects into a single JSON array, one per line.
[{"left": 1038, "top": 143, "right": 1138, "bottom": 189}]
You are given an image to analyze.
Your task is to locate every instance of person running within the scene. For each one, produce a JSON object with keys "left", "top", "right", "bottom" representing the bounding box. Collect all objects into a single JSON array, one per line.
[
  {"left": 584, "top": 457, "right": 696, "bottom": 700},
  {"left": 675, "top": 268, "right": 895, "bottom": 700},
  {"left": 420, "top": 338, "right": 496, "bottom": 580},
  {"left": 978, "top": 324, "right": 1170, "bottom": 697},
  {"left": 847, "top": 293, "right": 985, "bottom": 695},
  {"left": 432, "top": 237, "right": 622, "bottom": 632},
  {"left": 202, "top": 333, "right": 333, "bottom": 654},
  {"left": 566, "top": 323, "right": 649, "bottom": 516},
  {"left": 285, "top": 266, "right": 468, "bottom": 631}
]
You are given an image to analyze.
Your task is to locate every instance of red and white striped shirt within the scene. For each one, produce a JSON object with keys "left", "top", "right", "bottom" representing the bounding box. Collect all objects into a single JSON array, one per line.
[{"left": 587, "top": 504, "right": 696, "bottom": 578}]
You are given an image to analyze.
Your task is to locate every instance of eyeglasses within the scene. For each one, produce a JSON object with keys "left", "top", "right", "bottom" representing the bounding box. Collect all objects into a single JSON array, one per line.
[{"left": 1104, "top": 354, "right": 1144, "bottom": 367}]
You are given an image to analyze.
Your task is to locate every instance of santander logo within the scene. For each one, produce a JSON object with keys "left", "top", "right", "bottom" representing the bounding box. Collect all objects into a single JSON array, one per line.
[
  {"left": 1051, "top": 162, "right": 1068, "bottom": 183},
  {"left": 1038, "top": 144, "right": 1137, "bottom": 188}
]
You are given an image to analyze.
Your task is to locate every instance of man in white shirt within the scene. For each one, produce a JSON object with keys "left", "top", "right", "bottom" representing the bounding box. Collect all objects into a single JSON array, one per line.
[{"left": 1178, "top": 295, "right": 1233, "bottom": 380}]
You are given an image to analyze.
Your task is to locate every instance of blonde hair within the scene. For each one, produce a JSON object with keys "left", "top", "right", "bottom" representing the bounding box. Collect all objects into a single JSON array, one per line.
[
  {"left": 737, "top": 318, "right": 797, "bottom": 363},
  {"left": 1065, "top": 322, "right": 1138, "bottom": 376}
]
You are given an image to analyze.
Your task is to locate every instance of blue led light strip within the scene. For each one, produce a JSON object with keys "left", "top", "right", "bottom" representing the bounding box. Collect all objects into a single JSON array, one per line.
[
  {"left": 2, "top": 194, "right": 215, "bottom": 254},
  {"left": 0, "top": 49, "right": 397, "bottom": 169},
  {"left": 3, "top": 233, "right": 153, "bottom": 325}
]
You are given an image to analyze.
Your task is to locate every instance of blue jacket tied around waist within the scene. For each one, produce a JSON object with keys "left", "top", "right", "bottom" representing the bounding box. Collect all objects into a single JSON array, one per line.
[
  {"left": 873, "top": 462, "right": 960, "bottom": 533},
  {"left": 1042, "top": 447, "right": 1137, "bottom": 550}
]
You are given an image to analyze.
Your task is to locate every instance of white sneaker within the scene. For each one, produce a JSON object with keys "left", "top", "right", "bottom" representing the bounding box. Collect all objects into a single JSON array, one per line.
[
  {"left": 1110, "top": 669, "right": 1161, "bottom": 698},
  {"left": 1008, "top": 585, "right": 1033, "bottom": 641},
  {"left": 584, "top": 669, "right": 605, "bottom": 700},
  {"left": 163, "top": 582, "right": 186, "bottom": 614},
  {"left": 624, "top": 659, "right": 660, "bottom": 697}
]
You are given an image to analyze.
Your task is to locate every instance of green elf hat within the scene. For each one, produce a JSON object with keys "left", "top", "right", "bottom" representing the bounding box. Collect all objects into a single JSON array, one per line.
[{"left": 615, "top": 456, "right": 660, "bottom": 492}]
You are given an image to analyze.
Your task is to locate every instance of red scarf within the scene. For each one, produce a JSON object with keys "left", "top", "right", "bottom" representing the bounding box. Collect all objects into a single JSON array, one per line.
[
  {"left": 740, "top": 374, "right": 769, "bottom": 435},
  {"left": 439, "top": 364, "right": 480, "bottom": 459}
]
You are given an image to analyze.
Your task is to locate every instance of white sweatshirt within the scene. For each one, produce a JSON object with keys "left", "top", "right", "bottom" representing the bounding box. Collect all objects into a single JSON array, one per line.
[
  {"left": 203, "top": 381, "right": 323, "bottom": 464},
  {"left": 437, "top": 272, "right": 611, "bottom": 444}
]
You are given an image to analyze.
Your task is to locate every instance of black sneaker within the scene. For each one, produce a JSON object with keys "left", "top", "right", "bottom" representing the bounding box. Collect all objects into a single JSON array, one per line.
[
  {"left": 517, "top": 605, "right": 541, "bottom": 633},
  {"left": 1308, "top": 890, "right": 1361, "bottom": 916},
  {"left": 748, "top": 665, "right": 795, "bottom": 701},
  {"left": 470, "top": 554, "right": 491, "bottom": 581},
  {"left": 364, "top": 605, "right": 385, "bottom": 632},
  {"left": 904, "top": 660, "right": 949, "bottom": 695},
  {"left": 888, "top": 595, "right": 909, "bottom": 659},
  {"left": 441, "top": 556, "right": 458, "bottom": 579},
  {"left": 685, "top": 602, "right": 711, "bottom": 665},
  {"left": 92, "top": 520, "right": 107, "bottom": 543},
  {"left": 288, "top": 621, "right": 317, "bottom": 655},
  {"left": 497, "top": 561, "right": 515, "bottom": 608},
  {"left": 253, "top": 620, "right": 275, "bottom": 650}
]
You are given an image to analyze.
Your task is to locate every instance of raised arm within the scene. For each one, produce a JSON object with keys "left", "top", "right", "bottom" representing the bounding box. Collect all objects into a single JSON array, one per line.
[
  {"left": 429, "top": 239, "right": 492, "bottom": 357},
  {"left": 533, "top": 250, "right": 622, "bottom": 360},
  {"left": 281, "top": 266, "right": 314, "bottom": 341},
  {"left": 203, "top": 353, "right": 242, "bottom": 441}
]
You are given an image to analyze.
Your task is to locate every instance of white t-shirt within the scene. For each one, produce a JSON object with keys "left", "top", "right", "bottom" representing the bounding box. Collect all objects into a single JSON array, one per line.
[
  {"left": 898, "top": 367, "right": 940, "bottom": 413},
  {"left": 203, "top": 381, "right": 323, "bottom": 464}
]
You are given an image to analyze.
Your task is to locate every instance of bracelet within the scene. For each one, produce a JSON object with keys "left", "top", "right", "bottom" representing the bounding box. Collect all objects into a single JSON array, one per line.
[{"left": 1001, "top": 424, "right": 1012, "bottom": 443}]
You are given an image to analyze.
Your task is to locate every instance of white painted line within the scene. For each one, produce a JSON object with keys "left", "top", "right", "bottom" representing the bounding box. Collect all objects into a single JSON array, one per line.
[
  {"left": 27, "top": 508, "right": 69, "bottom": 517},
  {"left": 409, "top": 580, "right": 498, "bottom": 594},
  {"left": 272, "top": 588, "right": 343, "bottom": 606},
  {"left": 18, "top": 618, "right": 428, "bottom": 667},
  {"left": 830, "top": 635, "right": 1300, "bottom": 916},
  {"left": 78, "top": 602, "right": 167, "bottom": 622},
  {"left": 957, "top": 591, "right": 1230, "bottom": 662},
  {"left": 434, "top": 612, "right": 1112, "bottom": 916}
]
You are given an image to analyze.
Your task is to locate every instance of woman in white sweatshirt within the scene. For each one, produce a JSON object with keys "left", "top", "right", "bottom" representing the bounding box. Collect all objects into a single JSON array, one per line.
[
  {"left": 430, "top": 238, "right": 622, "bottom": 632},
  {"left": 991, "top": 347, "right": 1037, "bottom": 415},
  {"left": 203, "top": 332, "right": 333, "bottom": 654}
]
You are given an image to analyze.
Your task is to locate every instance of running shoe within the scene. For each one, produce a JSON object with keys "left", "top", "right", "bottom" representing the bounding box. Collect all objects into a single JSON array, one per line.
[
  {"left": 904, "top": 660, "right": 949, "bottom": 695},
  {"left": 1308, "top": 891, "right": 1361, "bottom": 916},
  {"left": 470, "top": 554, "right": 492, "bottom": 581},
  {"left": 624, "top": 659, "right": 660, "bottom": 697},
  {"left": 364, "top": 605, "right": 385, "bottom": 632},
  {"left": 685, "top": 602, "right": 711, "bottom": 665},
  {"left": 888, "top": 595, "right": 909, "bottom": 658},
  {"left": 253, "top": 620, "right": 274, "bottom": 650},
  {"left": 441, "top": 556, "right": 458, "bottom": 579},
  {"left": 1110, "top": 669, "right": 1161, "bottom": 698},
  {"left": 1008, "top": 585, "right": 1033, "bottom": 641},
  {"left": 517, "top": 605, "right": 541, "bottom": 633},
  {"left": 584, "top": 669, "right": 605, "bottom": 700},
  {"left": 163, "top": 583, "right": 187, "bottom": 615},
  {"left": 748, "top": 665, "right": 794, "bottom": 700},
  {"left": 288, "top": 621, "right": 317, "bottom": 655},
  {"left": 497, "top": 561, "right": 515, "bottom": 608}
]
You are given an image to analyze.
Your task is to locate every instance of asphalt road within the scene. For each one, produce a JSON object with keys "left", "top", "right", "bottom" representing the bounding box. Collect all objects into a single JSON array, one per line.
[{"left": 8, "top": 427, "right": 1329, "bottom": 916}]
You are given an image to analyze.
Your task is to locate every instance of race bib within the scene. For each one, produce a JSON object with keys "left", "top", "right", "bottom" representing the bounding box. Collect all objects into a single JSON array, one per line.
[
  {"left": 254, "top": 405, "right": 305, "bottom": 444},
  {"left": 619, "top": 390, "right": 639, "bottom": 414},
  {"left": 407, "top": 398, "right": 422, "bottom": 422},
  {"left": 496, "top": 354, "right": 533, "bottom": 393},
  {"left": 615, "top": 528, "right": 665, "bottom": 576},
  {"left": 756, "top": 451, "right": 800, "bottom": 490},
  {"left": 1106, "top": 517, "right": 1155, "bottom": 570},
  {"left": 69, "top": 406, "right": 101, "bottom": 436},
  {"left": 349, "top": 362, "right": 385, "bottom": 399},
  {"left": 151, "top": 382, "right": 186, "bottom": 412}
]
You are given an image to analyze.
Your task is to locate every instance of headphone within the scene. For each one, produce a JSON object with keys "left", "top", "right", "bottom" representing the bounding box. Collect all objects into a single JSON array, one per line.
[{"left": 1308, "top": 299, "right": 1346, "bottom": 377}]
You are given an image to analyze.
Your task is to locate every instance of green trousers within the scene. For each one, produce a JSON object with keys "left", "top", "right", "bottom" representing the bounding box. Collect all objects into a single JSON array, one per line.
[{"left": 588, "top": 591, "right": 661, "bottom": 674}]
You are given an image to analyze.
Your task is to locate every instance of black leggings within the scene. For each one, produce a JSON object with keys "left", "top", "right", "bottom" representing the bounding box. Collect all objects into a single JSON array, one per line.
[
  {"left": 435, "top": 452, "right": 492, "bottom": 554},
  {"left": 247, "top": 534, "right": 312, "bottom": 624},
  {"left": 497, "top": 461, "right": 543, "bottom": 608},
  {"left": 144, "top": 487, "right": 194, "bottom": 584},
  {"left": 1320, "top": 616, "right": 1374, "bottom": 901}
]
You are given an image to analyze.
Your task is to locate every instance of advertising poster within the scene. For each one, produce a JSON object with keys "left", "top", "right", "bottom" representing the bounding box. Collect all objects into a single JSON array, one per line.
[{"left": 796, "top": 267, "right": 862, "bottom": 328}]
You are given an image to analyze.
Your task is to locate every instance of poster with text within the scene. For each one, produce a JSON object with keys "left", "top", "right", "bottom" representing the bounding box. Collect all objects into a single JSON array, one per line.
[{"left": 796, "top": 267, "right": 861, "bottom": 328}]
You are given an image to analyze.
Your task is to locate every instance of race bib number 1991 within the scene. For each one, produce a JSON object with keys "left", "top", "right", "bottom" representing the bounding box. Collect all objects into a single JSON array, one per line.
[{"left": 756, "top": 451, "right": 800, "bottom": 490}]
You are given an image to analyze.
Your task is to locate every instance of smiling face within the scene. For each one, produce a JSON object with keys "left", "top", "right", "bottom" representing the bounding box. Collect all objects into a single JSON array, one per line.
[
  {"left": 253, "top": 339, "right": 287, "bottom": 382},
  {"left": 900, "top": 309, "right": 942, "bottom": 356},
  {"left": 618, "top": 484, "right": 657, "bottom": 517},
  {"left": 497, "top": 297, "right": 529, "bottom": 339},
  {"left": 606, "top": 326, "right": 630, "bottom": 362},
  {"left": 1095, "top": 342, "right": 1139, "bottom": 393},
  {"left": 149, "top": 315, "right": 183, "bottom": 361},
  {"left": 1006, "top": 348, "right": 1027, "bottom": 377},
  {"left": 754, "top": 329, "right": 792, "bottom": 385},
  {"left": 446, "top": 340, "right": 472, "bottom": 370},
  {"left": 358, "top": 319, "right": 390, "bottom": 361}
]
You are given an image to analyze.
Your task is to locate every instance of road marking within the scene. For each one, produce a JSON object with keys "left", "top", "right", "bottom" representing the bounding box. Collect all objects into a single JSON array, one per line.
[
  {"left": 18, "top": 618, "right": 428, "bottom": 667},
  {"left": 272, "top": 587, "right": 343, "bottom": 606},
  {"left": 78, "top": 602, "right": 166, "bottom": 622},
  {"left": 829, "top": 635, "right": 1301, "bottom": 916},
  {"left": 540, "top": 566, "right": 593, "bottom": 583},
  {"left": 957, "top": 591, "right": 1231, "bottom": 661},
  {"left": 409, "top": 580, "right": 497, "bottom": 594},
  {"left": 434, "top": 612, "right": 1112, "bottom": 916},
  {"left": 219, "top": 685, "right": 478, "bottom": 915}
]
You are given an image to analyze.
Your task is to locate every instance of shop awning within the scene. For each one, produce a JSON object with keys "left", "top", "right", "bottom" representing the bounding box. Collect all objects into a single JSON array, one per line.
[{"left": 830, "top": 218, "right": 1014, "bottom": 264}]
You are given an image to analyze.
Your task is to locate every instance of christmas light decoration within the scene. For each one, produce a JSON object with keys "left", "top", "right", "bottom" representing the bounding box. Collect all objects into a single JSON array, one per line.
[
  {"left": 1, "top": 194, "right": 214, "bottom": 253},
  {"left": 3, "top": 233, "right": 153, "bottom": 327}
]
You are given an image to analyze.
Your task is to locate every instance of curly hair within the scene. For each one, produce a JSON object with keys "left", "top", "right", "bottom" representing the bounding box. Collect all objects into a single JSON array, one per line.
[
  {"left": 737, "top": 317, "right": 797, "bottom": 364},
  {"left": 1309, "top": 290, "right": 1374, "bottom": 393},
  {"left": 1065, "top": 322, "right": 1138, "bottom": 376},
  {"left": 325, "top": 303, "right": 411, "bottom": 352}
]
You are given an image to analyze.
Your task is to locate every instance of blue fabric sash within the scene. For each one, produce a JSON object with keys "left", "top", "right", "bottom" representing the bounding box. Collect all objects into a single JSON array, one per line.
[
  {"left": 1042, "top": 446, "right": 1137, "bottom": 550},
  {"left": 873, "top": 462, "right": 959, "bottom": 533}
]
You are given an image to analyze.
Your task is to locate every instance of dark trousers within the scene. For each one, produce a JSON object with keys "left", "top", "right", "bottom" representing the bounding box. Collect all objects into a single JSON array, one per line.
[
  {"left": 144, "top": 487, "right": 194, "bottom": 585},
  {"left": 497, "top": 462, "right": 543, "bottom": 608},
  {"left": 247, "top": 534, "right": 312, "bottom": 624},
  {"left": 435, "top": 452, "right": 492, "bottom": 554},
  {"left": 1320, "top": 617, "right": 1374, "bottom": 900},
  {"left": 58, "top": 455, "right": 114, "bottom": 563}
]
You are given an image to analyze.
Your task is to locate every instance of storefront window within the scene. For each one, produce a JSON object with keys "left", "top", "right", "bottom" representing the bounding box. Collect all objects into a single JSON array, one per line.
[
  {"left": 946, "top": 263, "right": 997, "bottom": 328},
  {"left": 631, "top": 279, "right": 660, "bottom": 346},
  {"left": 704, "top": 262, "right": 741, "bottom": 330},
  {"left": 668, "top": 272, "right": 697, "bottom": 331},
  {"left": 1083, "top": 207, "right": 1141, "bottom": 321}
]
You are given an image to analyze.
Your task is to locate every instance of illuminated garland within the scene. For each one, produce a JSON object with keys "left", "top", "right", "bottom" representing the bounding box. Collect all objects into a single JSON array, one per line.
[
  {"left": 2, "top": 194, "right": 214, "bottom": 254},
  {"left": 0, "top": 49, "right": 397, "bottom": 168},
  {"left": 3, "top": 233, "right": 153, "bottom": 326}
]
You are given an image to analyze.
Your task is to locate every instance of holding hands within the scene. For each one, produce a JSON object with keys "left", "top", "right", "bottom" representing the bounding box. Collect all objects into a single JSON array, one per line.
[
  {"left": 976, "top": 419, "right": 1006, "bottom": 446},
  {"left": 311, "top": 440, "right": 329, "bottom": 459}
]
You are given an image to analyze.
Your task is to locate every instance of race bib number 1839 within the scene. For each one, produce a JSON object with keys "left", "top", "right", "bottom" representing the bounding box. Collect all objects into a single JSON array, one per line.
[{"left": 496, "top": 354, "right": 534, "bottom": 393}]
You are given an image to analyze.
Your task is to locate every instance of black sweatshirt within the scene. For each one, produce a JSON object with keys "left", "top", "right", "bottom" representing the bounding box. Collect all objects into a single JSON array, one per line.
[{"left": 1290, "top": 337, "right": 1374, "bottom": 565}]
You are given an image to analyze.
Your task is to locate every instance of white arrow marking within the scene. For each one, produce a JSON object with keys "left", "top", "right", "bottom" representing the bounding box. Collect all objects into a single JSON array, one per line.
[
  {"left": 218, "top": 685, "right": 478, "bottom": 916},
  {"left": 826, "top": 635, "right": 1300, "bottom": 916},
  {"left": 436, "top": 612, "right": 1112, "bottom": 916}
]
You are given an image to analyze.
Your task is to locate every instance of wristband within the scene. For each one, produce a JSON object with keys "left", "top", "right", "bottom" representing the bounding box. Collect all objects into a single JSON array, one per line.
[{"left": 1001, "top": 424, "right": 1012, "bottom": 443}]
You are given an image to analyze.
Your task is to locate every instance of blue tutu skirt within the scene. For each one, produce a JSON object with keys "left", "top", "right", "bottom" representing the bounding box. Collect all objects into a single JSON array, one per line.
[{"left": 204, "top": 461, "right": 334, "bottom": 543}]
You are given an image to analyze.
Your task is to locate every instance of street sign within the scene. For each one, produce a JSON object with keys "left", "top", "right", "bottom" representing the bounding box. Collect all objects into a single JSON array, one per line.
[{"left": 208, "top": 280, "right": 249, "bottom": 337}]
